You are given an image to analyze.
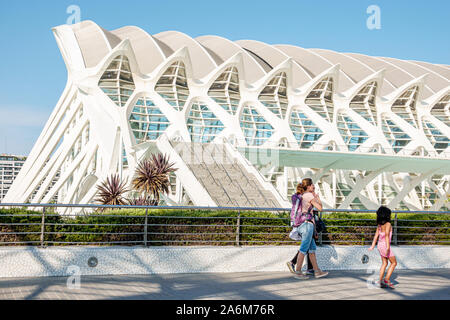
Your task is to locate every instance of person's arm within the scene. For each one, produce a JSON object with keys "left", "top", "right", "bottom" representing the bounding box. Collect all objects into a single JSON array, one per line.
[
  {"left": 385, "top": 223, "right": 392, "bottom": 253},
  {"left": 369, "top": 227, "right": 379, "bottom": 251},
  {"left": 310, "top": 199, "right": 322, "bottom": 211},
  {"left": 313, "top": 192, "right": 322, "bottom": 206}
]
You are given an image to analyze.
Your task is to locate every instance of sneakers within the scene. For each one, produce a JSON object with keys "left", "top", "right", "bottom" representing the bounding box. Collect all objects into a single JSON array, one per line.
[
  {"left": 314, "top": 270, "right": 329, "bottom": 279},
  {"left": 286, "top": 261, "right": 296, "bottom": 274},
  {"left": 294, "top": 273, "right": 309, "bottom": 280},
  {"left": 305, "top": 269, "right": 315, "bottom": 275}
]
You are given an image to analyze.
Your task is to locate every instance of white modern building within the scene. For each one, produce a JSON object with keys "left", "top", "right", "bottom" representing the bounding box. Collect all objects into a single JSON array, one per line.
[
  {"left": 1, "top": 154, "right": 59, "bottom": 203},
  {"left": 0, "top": 154, "right": 26, "bottom": 202},
  {"left": 4, "top": 21, "right": 450, "bottom": 212}
]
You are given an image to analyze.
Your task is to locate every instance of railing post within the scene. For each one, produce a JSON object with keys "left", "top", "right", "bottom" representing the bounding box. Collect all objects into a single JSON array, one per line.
[
  {"left": 236, "top": 211, "right": 241, "bottom": 246},
  {"left": 393, "top": 211, "right": 398, "bottom": 246},
  {"left": 144, "top": 208, "right": 148, "bottom": 247},
  {"left": 318, "top": 211, "right": 323, "bottom": 246},
  {"left": 40, "top": 207, "right": 46, "bottom": 248}
]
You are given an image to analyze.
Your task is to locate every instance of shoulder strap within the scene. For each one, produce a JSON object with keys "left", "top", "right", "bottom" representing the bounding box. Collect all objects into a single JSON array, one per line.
[{"left": 293, "top": 198, "right": 300, "bottom": 221}]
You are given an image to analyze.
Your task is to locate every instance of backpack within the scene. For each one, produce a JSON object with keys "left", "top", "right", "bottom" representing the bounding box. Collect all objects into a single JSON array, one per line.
[
  {"left": 290, "top": 194, "right": 303, "bottom": 227},
  {"left": 289, "top": 194, "right": 306, "bottom": 241},
  {"left": 314, "top": 213, "right": 326, "bottom": 233},
  {"left": 290, "top": 194, "right": 313, "bottom": 227}
]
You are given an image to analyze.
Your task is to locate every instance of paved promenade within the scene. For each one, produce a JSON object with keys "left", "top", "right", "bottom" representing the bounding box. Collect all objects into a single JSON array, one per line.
[{"left": 0, "top": 269, "right": 449, "bottom": 300}]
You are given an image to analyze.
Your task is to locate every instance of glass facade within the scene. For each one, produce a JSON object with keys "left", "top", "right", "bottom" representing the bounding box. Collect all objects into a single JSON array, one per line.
[
  {"left": 208, "top": 67, "right": 240, "bottom": 115},
  {"left": 337, "top": 112, "right": 369, "bottom": 151},
  {"left": 98, "top": 55, "right": 135, "bottom": 107},
  {"left": 374, "top": 183, "right": 398, "bottom": 206},
  {"left": 335, "top": 182, "right": 352, "bottom": 208},
  {"left": 187, "top": 101, "right": 224, "bottom": 143},
  {"left": 258, "top": 72, "right": 288, "bottom": 119},
  {"left": 381, "top": 115, "right": 411, "bottom": 153},
  {"left": 415, "top": 183, "right": 439, "bottom": 210},
  {"left": 349, "top": 82, "right": 378, "bottom": 126},
  {"left": 155, "top": 61, "right": 189, "bottom": 111},
  {"left": 290, "top": 108, "right": 323, "bottom": 148},
  {"left": 305, "top": 77, "right": 334, "bottom": 123},
  {"left": 430, "top": 94, "right": 450, "bottom": 127},
  {"left": 391, "top": 86, "right": 419, "bottom": 128},
  {"left": 240, "top": 105, "right": 274, "bottom": 146},
  {"left": 422, "top": 118, "right": 449, "bottom": 153},
  {"left": 121, "top": 141, "right": 128, "bottom": 169},
  {"left": 129, "top": 97, "right": 170, "bottom": 143}
]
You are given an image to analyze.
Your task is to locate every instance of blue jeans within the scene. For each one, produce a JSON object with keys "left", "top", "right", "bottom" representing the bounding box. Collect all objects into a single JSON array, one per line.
[{"left": 298, "top": 221, "right": 316, "bottom": 255}]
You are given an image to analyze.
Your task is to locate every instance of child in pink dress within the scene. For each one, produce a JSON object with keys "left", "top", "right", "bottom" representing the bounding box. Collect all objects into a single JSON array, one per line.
[{"left": 369, "top": 206, "right": 398, "bottom": 289}]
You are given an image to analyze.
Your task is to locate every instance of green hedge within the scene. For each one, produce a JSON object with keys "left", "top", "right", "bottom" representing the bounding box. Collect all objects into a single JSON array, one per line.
[{"left": 0, "top": 209, "right": 448, "bottom": 246}]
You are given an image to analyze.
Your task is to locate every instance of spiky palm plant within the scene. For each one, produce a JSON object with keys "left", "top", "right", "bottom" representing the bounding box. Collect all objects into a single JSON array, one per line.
[
  {"left": 128, "top": 195, "right": 158, "bottom": 206},
  {"left": 95, "top": 174, "right": 129, "bottom": 207},
  {"left": 132, "top": 153, "right": 177, "bottom": 205}
]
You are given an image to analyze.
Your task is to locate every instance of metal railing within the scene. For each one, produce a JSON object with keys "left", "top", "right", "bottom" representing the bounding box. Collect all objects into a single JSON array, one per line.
[{"left": 0, "top": 203, "right": 449, "bottom": 247}]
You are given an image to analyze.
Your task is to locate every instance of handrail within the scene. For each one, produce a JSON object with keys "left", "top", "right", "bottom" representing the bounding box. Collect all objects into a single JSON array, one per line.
[
  {"left": 0, "top": 204, "right": 449, "bottom": 247},
  {"left": 232, "top": 159, "right": 275, "bottom": 207},
  {"left": 219, "top": 161, "right": 251, "bottom": 206},
  {"left": 195, "top": 143, "right": 234, "bottom": 206},
  {"left": 203, "top": 143, "right": 249, "bottom": 204},
  {"left": 1, "top": 203, "right": 449, "bottom": 214}
]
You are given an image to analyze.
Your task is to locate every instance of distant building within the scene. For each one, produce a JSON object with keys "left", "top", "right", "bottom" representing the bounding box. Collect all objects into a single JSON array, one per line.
[{"left": 0, "top": 154, "right": 26, "bottom": 202}]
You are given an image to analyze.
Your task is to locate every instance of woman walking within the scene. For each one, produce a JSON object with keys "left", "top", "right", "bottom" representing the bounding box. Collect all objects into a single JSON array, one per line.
[
  {"left": 287, "top": 188, "right": 314, "bottom": 275},
  {"left": 369, "top": 206, "right": 398, "bottom": 289},
  {"left": 292, "top": 178, "right": 328, "bottom": 280}
]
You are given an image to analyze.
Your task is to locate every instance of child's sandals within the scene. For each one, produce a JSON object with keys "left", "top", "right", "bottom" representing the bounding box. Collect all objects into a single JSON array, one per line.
[{"left": 381, "top": 279, "right": 395, "bottom": 289}]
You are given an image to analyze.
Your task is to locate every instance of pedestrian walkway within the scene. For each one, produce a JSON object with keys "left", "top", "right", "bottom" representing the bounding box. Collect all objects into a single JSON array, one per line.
[{"left": 0, "top": 269, "right": 448, "bottom": 300}]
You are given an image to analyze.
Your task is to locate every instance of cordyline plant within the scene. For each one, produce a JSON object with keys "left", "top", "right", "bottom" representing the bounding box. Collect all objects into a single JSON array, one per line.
[
  {"left": 95, "top": 174, "right": 129, "bottom": 208},
  {"left": 132, "top": 153, "right": 177, "bottom": 205},
  {"left": 128, "top": 195, "right": 158, "bottom": 206}
]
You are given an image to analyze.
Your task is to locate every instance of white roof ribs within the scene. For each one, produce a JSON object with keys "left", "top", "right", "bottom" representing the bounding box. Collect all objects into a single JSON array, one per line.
[{"left": 58, "top": 21, "right": 448, "bottom": 100}]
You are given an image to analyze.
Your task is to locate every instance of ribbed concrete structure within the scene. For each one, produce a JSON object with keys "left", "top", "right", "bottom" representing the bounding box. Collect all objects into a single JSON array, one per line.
[{"left": 4, "top": 20, "right": 449, "bottom": 212}]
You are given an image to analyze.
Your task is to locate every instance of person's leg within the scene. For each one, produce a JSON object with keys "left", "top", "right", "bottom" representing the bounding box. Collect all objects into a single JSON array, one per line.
[
  {"left": 379, "top": 256, "right": 388, "bottom": 283},
  {"left": 307, "top": 253, "right": 313, "bottom": 272},
  {"left": 295, "top": 223, "right": 313, "bottom": 272},
  {"left": 295, "top": 252, "right": 306, "bottom": 272},
  {"left": 307, "top": 238, "right": 319, "bottom": 271},
  {"left": 308, "top": 238, "right": 328, "bottom": 278},
  {"left": 384, "top": 256, "right": 397, "bottom": 282},
  {"left": 307, "top": 252, "right": 319, "bottom": 271},
  {"left": 294, "top": 250, "right": 310, "bottom": 269},
  {"left": 291, "top": 251, "right": 299, "bottom": 265}
]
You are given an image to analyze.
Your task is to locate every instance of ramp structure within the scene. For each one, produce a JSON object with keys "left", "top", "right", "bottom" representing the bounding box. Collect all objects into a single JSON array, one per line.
[{"left": 4, "top": 21, "right": 449, "bottom": 211}]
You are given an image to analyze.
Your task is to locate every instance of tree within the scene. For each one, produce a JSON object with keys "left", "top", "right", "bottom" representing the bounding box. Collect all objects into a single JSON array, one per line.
[
  {"left": 95, "top": 174, "right": 129, "bottom": 207},
  {"left": 132, "top": 153, "right": 177, "bottom": 205}
]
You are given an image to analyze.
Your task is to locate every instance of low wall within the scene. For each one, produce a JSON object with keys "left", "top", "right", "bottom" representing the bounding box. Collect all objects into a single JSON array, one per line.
[{"left": 0, "top": 245, "right": 449, "bottom": 278}]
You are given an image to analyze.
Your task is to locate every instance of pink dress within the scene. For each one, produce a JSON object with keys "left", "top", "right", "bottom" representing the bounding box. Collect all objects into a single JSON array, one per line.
[{"left": 377, "top": 225, "right": 395, "bottom": 258}]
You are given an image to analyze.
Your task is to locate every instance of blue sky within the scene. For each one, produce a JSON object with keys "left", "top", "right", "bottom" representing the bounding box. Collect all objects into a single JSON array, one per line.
[{"left": 0, "top": 0, "right": 449, "bottom": 155}]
